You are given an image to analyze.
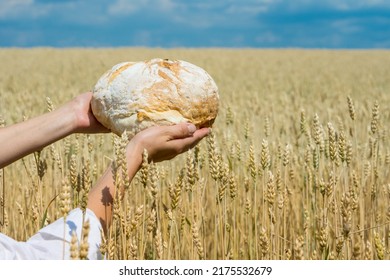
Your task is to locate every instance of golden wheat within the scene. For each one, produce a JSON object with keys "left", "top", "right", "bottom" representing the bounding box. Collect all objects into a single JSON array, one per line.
[{"left": 1, "top": 48, "right": 390, "bottom": 260}]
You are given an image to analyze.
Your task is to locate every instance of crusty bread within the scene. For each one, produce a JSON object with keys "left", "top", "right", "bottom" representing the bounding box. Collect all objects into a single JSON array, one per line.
[{"left": 91, "top": 58, "right": 219, "bottom": 138}]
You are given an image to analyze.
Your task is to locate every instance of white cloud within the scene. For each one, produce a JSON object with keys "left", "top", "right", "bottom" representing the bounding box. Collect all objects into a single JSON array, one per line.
[
  {"left": 225, "top": 2, "right": 269, "bottom": 15},
  {"left": 330, "top": 19, "right": 363, "bottom": 34},
  {"left": 0, "top": 0, "right": 108, "bottom": 25},
  {"left": 323, "top": 0, "right": 383, "bottom": 10},
  {"left": 0, "top": 0, "right": 78, "bottom": 20},
  {"left": 170, "top": 0, "right": 269, "bottom": 28},
  {"left": 159, "top": 0, "right": 175, "bottom": 11},
  {"left": 108, "top": 0, "right": 140, "bottom": 15},
  {"left": 108, "top": 0, "right": 175, "bottom": 16},
  {"left": 269, "top": 0, "right": 390, "bottom": 11},
  {"left": 0, "top": 0, "right": 34, "bottom": 19},
  {"left": 339, "top": 0, "right": 390, "bottom": 8},
  {"left": 1, "top": 0, "right": 389, "bottom": 48},
  {"left": 0, "top": 0, "right": 33, "bottom": 6},
  {"left": 255, "top": 32, "right": 280, "bottom": 44},
  {"left": 131, "top": 30, "right": 152, "bottom": 46}
]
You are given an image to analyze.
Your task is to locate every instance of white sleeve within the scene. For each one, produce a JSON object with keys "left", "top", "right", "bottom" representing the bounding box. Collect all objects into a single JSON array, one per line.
[{"left": 0, "top": 208, "right": 103, "bottom": 260}]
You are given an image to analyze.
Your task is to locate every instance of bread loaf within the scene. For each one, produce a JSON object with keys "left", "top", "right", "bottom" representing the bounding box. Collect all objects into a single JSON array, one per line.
[{"left": 91, "top": 58, "right": 219, "bottom": 138}]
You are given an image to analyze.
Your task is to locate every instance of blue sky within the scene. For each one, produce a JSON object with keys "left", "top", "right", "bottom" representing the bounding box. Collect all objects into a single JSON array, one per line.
[{"left": 0, "top": 0, "right": 389, "bottom": 48}]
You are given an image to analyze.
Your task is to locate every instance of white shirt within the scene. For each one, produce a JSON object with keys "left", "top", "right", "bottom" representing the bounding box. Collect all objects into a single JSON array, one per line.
[{"left": 0, "top": 208, "right": 103, "bottom": 260}]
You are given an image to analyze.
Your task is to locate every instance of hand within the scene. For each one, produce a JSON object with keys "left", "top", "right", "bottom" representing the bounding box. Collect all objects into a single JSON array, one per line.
[
  {"left": 70, "top": 92, "right": 110, "bottom": 134},
  {"left": 87, "top": 122, "right": 210, "bottom": 231},
  {"left": 125, "top": 123, "right": 210, "bottom": 174}
]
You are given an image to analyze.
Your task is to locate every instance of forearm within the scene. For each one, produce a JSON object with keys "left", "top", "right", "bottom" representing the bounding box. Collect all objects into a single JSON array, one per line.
[
  {"left": 87, "top": 150, "right": 142, "bottom": 233},
  {"left": 86, "top": 123, "right": 209, "bottom": 234},
  {"left": 0, "top": 105, "right": 77, "bottom": 169}
]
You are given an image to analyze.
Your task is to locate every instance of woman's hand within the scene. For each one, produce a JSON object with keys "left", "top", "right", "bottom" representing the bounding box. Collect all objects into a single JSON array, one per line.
[
  {"left": 70, "top": 92, "right": 110, "bottom": 134},
  {"left": 0, "top": 92, "right": 110, "bottom": 168},
  {"left": 125, "top": 123, "right": 210, "bottom": 177},
  {"left": 87, "top": 122, "right": 211, "bottom": 231}
]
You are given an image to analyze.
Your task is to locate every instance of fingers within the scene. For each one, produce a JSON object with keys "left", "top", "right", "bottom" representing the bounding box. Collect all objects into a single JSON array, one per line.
[
  {"left": 167, "top": 127, "right": 210, "bottom": 153},
  {"left": 82, "top": 91, "right": 93, "bottom": 100},
  {"left": 130, "top": 123, "right": 211, "bottom": 164},
  {"left": 165, "top": 122, "right": 197, "bottom": 140},
  {"left": 192, "top": 127, "right": 211, "bottom": 140}
]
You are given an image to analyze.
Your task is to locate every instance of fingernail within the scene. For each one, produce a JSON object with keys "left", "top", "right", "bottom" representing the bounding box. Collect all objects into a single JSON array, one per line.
[{"left": 187, "top": 123, "right": 196, "bottom": 134}]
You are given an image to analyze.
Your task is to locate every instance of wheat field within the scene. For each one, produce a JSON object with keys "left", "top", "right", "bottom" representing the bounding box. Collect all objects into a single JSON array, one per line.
[{"left": 1, "top": 48, "right": 390, "bottom": 260}]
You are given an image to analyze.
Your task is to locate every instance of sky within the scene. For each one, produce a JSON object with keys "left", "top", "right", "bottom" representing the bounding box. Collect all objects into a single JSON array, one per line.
[{"left": 0, "top": 0, "right": 389, "bottom": 48}]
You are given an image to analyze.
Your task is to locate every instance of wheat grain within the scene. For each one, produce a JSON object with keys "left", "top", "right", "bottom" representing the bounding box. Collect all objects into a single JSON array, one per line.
[
  {"left": 371, "top": 100, "right": 379, "bottom": 135},
  {"left": 347, "top": 96, "right": 355, "bottom": 121},
  {"left": 3, "top": 48, "right": 390, "bottom": 260},
  {"left": 79, "top": 219, "right": 90, "bottom": 260},
  {"left": 70, "top": 231, "right": 79, "bottom": 260}
]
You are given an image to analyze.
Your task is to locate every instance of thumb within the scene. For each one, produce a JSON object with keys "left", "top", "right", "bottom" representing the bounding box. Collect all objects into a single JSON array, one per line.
[{"left": 166, "top": 123, "right": 197, "bottom": 139}]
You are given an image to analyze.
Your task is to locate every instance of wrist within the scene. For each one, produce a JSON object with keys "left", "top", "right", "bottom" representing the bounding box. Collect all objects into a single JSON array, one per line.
[
  {"left": 67, "top": 95, "right": 90, "bottom": 133},
  {"left": 125, "top": 140, "right": 144, "bottom": 179},
  {"left": 63, "top": 100, "right": 81, "bottom": 134},
  {"left": 45, "top": 102, "right": 79, "bottom": 137}
]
